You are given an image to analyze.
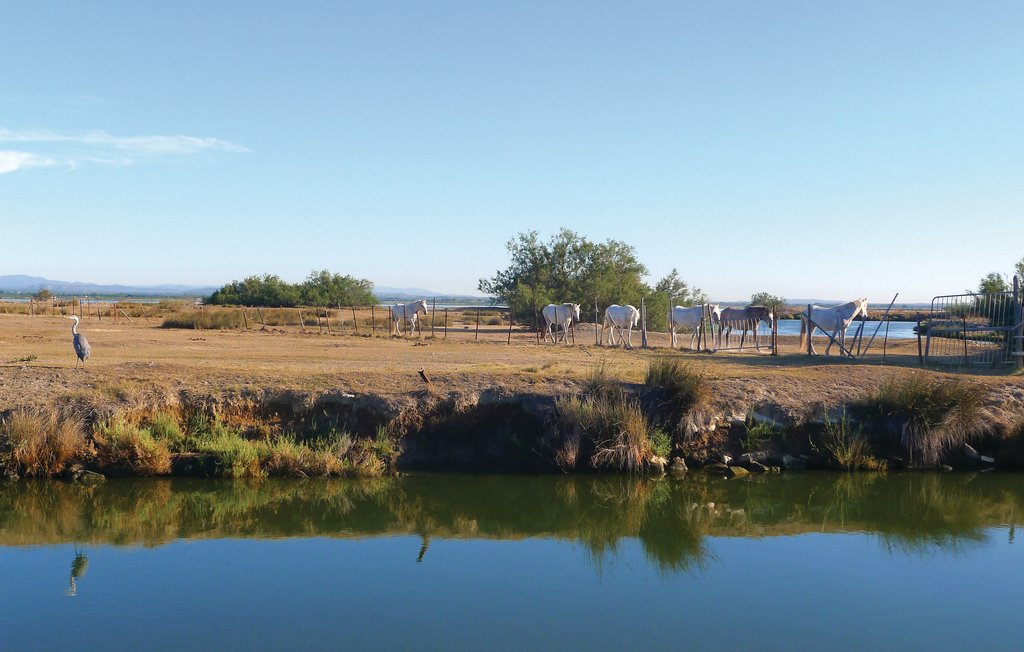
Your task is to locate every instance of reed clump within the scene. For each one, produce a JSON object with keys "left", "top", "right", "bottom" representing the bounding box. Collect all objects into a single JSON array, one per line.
[
  {"left": 644, "top": 357, "right": 712, "bottom": 438},
  {"left": 858, "top": 375, "right": 986, "bottom": 467},
  {"left": 0, "top": 407, "right": 89, "bottom": 477},
  {"left": 557, "top": 393, "right": 654, "bottom": 473}
]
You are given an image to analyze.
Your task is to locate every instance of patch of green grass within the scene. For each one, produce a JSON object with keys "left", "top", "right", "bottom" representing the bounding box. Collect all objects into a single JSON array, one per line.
[
  {"left": 94, "top": 418, "right": 172, "bottom": 475},
  {"left": 742, "top": 416, "right": 781, "bottom": 452},
  {"left": 815, "top": 409, "right": 883, "bottom": 470},
  {"left": 6, "top": 354, "right": 38, "bottom": 364}
]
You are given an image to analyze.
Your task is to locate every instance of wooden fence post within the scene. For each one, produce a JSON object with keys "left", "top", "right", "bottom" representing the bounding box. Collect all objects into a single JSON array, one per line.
[
  {"left": 444, "top": 308, "right": 449, "bottom": 340},
  {"left": 1014, "top": 275, "right": 1024, "bottom": 371},
  {"left": 241, "top": 307, "right": 249, "bottom": 330},
  {"left": 668, "top": 294, "right": 674, "bottom": 348},
  {"left": 806, "top": 304, "right": 813, "bottom": 356},
  {"left": 534, "top": 305, "right": 540, "bottom": 344},
  {"left": 431, "top": 299, "right": 436, "bottom": 338},
  {"left": 916, "top": 317, "right": 924, "bottom": 365},
  {"left": 255, "top": 306, "right": 266, "bottom": 329},
  {"left": 475, "top": 308, "right": 481, "bottom": 341},
  {"left": 962, "top": 315, "right": 969, "bottom": 365},
  {"left": 351, "top": 306, "right": 358, "bottom": 334},
  {"left": 299, "top": 311, "right": 306, "bottom": 332},
  {"left": 371, "top": 304, "right": 376, "bottom": 335},
  {"left": 594, "top": 298, "right": 600, "bottom": 346},
  {"left": 640, "top": 297, "right": 648, "bottom": 349},
  {"left": 507, "top": 309, "right": 513, "bottom": 345},
  {"left": 771, "top": 306, "right": 778, "bottom": 356}
]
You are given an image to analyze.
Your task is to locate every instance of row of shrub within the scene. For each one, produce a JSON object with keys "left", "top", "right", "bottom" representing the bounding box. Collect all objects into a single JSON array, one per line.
[{"left": 0, "top": 408, "right": 394, "bottom": 479}]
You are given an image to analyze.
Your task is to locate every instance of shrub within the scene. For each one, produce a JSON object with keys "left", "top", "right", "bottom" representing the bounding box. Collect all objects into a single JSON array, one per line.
[
  {"left": 0, "top": 408, "right": 88, "bottom": 476},
  {"left": 860, "top": 375, "right": 986, "bottom": 467},
  {"left": 94, "top": 419, "right": 172, "bottom": 475}
]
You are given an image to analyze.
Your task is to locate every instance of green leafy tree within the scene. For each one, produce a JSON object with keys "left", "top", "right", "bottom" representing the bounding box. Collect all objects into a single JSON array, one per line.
[
  {"left": 299, "top": 270, "right": 375, "bottom": 307},
  {"left": 647, "top": 269, "right": 708, "bottom": 331},
  {"left": 479, "top": 229, "right": 649, "bottom": 322},
  {"left": 976, "top": 273, "right": 1009, "bottom": 295},
  {"left": 32, "top": 289, "right": 52, "bottom": 301},
  {"left": 749, "top": 292, "right": 785, "bottom": 310}
]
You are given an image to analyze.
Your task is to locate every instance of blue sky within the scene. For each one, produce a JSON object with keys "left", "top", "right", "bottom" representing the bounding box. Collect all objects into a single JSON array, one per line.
[{"left": 1, "top": 1, "right": 1021, "bottom": 301}]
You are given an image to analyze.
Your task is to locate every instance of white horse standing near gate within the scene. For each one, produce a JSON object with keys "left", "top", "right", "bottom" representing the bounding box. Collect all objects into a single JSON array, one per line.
[
  {"left": 389, "top": 299, "right": 429, "bottom": 336},
  {"left": 799, "top": 298, "right": 869, "bottom": 356},
  {"left": 603, "top": 304, "right": 641, "bottom": 349},
  {"left": 670, "top": 304, "right": 721, "bottom": 350},
  {"left": 718, "top": 306, "right": 774, "bottom": 350},
  {"left": 541, "top": 303, "right": 581, "bottom": 344}
]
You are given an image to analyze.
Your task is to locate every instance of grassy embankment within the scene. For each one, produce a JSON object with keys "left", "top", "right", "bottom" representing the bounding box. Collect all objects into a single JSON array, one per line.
[{"left": 1, "top": 309, "right": 1023, "bottom": 477}]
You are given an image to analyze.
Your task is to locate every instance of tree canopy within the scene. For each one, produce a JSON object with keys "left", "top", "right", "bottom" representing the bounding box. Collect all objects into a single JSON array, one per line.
[
  {"left": 206, "top": 270, "right": 375, "bottom": 307},
  {"left": 975, "top": 272, "right": 1009, "bottom": 295},
  {"left": 479, "top": 229, "right": 649, "bottom": 319},
  {"left": 749, "top": 291, "right": 786, "bottom": 310}
]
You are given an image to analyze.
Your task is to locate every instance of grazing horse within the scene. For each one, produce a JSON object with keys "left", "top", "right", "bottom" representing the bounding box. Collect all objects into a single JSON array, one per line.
[
  {"left": 799, "top": 298, "right": 869, "bottom": 356},
  {"left": 541, "top": 303, "right": 581, "bottom": 344},
  {"left": 603, "top": 304, "right": 641, "bottom": 349},
  {"left": 719, "top": 306, "right": 774, "bottom": 350},
  {"left": 669, "top": 304, "right": 721, "bottom": 350},
  {"left": 389, "top": 299, "right": 429, "bottom": 336}
]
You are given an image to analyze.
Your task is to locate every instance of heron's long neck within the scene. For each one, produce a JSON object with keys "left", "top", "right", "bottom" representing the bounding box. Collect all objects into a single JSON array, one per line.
[{"left": 71, "top": 321, "right": 78, "bottom": 335}]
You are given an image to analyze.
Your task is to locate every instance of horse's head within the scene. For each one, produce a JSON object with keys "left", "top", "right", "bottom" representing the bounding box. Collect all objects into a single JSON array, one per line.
[
  {"left": 416, "top": 299, "right": 428, "bottom": 315},
  {"left": 571, "top": 303, "right": 581, "bottom": 320},
  {"left": 857, "top": 298, "right": 869, "bottom": 319},
  {"left": 708, "top": 304, "right": 722, "bottom": 323}
]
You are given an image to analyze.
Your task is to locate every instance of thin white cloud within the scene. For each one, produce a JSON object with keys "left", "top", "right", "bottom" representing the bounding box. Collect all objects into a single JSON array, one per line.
[
  {"left": 0, "top": 127, "right": 248, "bottom": 172},
  {"left": 0, "top": 151, "right": 62, "bottom": 174}
]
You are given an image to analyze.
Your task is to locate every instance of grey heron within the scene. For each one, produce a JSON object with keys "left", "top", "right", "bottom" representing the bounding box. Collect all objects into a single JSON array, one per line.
[{"left": 66, "top": 315, "right": 91, "bottom": 367}]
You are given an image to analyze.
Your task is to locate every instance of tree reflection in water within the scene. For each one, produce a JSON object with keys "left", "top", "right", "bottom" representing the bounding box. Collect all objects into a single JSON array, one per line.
[{"left": 1, "top": 473, "right": 1021, "bottom": 576}]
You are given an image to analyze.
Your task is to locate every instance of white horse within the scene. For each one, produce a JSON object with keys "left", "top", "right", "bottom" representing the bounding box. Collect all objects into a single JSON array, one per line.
[
  {"left": 389, "top": 299, "right": 429, "bottom": 336},
  {"left": 541, "top": 303, "right": 581, "bottom": 344},
  {"left": 799, "top": 298, "right": 869, "bottom": 356},
  {"left": 603, "top": 304, "right": 641, "bottom": 349},
  {"left": 719, "top": 306, "right": 774, "bottom": 350},
  {"left": 670, "top": 304, "right": 721, "bottom": 350}
]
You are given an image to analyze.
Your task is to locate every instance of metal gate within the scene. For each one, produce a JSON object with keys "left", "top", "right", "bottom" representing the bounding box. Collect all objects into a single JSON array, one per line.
[{"left": 924, "top": 276, "right": 1024, "bottom": 366}]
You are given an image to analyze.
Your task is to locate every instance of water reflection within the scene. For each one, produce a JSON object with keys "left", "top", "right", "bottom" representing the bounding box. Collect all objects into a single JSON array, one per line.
[{"left": 2, "top": 473, "right": 1020, "bottom": 573}]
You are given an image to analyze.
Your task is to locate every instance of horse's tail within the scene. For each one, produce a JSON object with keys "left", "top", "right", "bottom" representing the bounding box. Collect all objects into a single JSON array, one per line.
[{"left": 798, "top": 315, "right": 807, "bottom": 349}]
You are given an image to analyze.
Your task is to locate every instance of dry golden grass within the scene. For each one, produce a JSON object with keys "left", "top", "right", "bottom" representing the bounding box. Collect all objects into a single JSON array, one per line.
[
  {"left": 1, "top": 407, "right": 89, "bottom": 476},
  {"left": 1, "top": 311, "right": 1020, "bottom": 420}
]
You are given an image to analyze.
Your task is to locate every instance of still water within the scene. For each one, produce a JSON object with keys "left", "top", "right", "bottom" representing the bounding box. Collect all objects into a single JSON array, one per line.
[
  {"left": 1, "top": 474, "right": 1020, "bottom": 651},
  {"left": 772, "top": 319, "right": 918, "bottom": 340}
]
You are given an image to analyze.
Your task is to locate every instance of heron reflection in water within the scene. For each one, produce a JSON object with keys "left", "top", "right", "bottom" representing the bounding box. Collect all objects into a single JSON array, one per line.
[
  {"left": 66, "top": 548, "right": 89, "bottom": 597},
  {"left": 417, "top": 534, "right": 430, "bottom": 563}
]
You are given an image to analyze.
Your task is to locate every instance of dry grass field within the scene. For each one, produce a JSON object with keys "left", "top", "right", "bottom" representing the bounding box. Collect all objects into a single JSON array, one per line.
[{"left": 2, "top": 309, "right": 1022, "bottom": 419}]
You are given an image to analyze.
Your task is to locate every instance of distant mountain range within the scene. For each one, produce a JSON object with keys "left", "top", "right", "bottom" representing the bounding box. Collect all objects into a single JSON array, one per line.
[
  {"left": 0, "top": 275, "right": 488, "bottom": 301},
  {"left": 0, "top": 275, "right": 218, "bottom": 297}
]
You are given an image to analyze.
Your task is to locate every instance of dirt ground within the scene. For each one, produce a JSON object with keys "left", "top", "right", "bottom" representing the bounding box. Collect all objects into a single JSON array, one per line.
[{"left": 1, "top": 313, "right": 1022, "bottom": 421}]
